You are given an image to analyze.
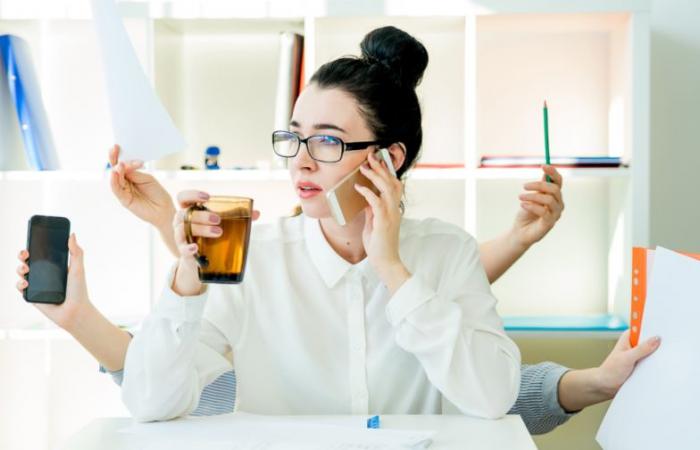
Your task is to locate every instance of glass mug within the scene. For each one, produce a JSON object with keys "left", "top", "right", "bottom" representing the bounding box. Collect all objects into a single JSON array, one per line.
[{"left": 184, "top": 196, "right": 254, "bottom": 284}]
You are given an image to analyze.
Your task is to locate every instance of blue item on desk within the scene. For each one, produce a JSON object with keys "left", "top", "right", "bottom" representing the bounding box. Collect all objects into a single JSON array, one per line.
[{"left": 367, "top": 415, "right": 380, "bottom": 429}]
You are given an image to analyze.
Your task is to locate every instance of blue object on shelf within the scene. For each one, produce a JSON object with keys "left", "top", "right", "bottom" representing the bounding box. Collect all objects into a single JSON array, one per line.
[
  {"left": 205, "top": 146, "right": 220, "bottom": 170},
  {"left": 503, "top": 314, "right": 628, "bottom": 332},
  {"left": 366, "top": 415, "right": 380, "bottom": 429},
  {"left": 0, "top": 35, "right": 59, "bottom": 170}
]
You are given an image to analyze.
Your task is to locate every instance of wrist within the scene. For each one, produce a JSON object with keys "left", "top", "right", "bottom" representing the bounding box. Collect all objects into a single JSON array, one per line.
[
  {"left": 591, "top": 366, "right": 619, "bottom": 400},
  {"left": 507, "top": 226, "right": 532, "bottom": 253},
  {"left": 156, "top": 204, "right": 177, "bottom": 233},
  {"left": 379, "top": 261, "right": 411, "bottom": 295},
  {"left": 172, "top": 259, "right": 204, "bottom": 297}
]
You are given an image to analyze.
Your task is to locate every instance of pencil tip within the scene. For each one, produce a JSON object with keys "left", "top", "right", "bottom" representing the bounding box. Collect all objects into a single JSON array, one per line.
[{"left": 544, "top": 100, "right": 548, "bottom": 108}]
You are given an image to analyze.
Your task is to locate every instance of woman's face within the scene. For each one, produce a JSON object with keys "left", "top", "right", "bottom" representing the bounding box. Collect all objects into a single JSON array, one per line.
[{"left": 287, "top": 84, "right": 376, "bottom": 219}]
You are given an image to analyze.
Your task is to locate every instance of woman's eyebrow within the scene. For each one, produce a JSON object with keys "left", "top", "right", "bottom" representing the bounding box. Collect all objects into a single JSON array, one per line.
[{"left": 288, "top": 120, "right": 346, "bottom": 134}]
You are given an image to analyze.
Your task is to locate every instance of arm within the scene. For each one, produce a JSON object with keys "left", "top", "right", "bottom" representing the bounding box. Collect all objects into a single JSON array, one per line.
[
  {"left": 479, "top": 165, "right": 564, "bottom": 283},
  {"left": 385, "top": 234, "right": 522, "bottom": 419},
  {"left": 557, "top": 330, "right": 660, "bottom": 412},
  {"left": 509, "top": 363, "right": 576, "bottom": 435},
  {"left": 16, "top": 235, "right": 131, "bottom": 372}
]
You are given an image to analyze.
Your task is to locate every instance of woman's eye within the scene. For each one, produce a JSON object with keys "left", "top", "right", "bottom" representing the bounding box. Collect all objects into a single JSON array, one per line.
[{"left": 318, "top": 136, "right": 340, "bottom": 145}]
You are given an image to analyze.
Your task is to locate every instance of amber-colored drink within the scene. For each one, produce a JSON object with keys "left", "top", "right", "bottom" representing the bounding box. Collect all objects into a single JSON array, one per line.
[{"left": 184, "top": 196, "right": 253, "bottom": 284}]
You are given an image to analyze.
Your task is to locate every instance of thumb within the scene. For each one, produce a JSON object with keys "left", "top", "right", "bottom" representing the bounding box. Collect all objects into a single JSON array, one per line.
[
  {"left": 627, "top": 335, "right": 661, "bottom": 364},
  {"left": 68, "top": 233, "right": 84, "bottom": 273}
]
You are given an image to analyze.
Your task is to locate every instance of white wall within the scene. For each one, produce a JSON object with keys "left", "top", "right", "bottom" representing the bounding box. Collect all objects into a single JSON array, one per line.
[{"left": 649, "top": 0, "right": 700, "bottom": 253}]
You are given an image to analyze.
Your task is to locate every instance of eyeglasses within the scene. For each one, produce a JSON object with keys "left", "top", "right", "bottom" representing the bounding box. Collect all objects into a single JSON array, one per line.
[{"left": 272, "top": 130, "right": 389, "bottom": 163}]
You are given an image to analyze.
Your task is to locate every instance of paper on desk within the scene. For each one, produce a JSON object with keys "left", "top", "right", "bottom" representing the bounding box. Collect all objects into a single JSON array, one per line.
[
  {"left": 596, "top": 247, "right": 700, "bottom": 450},
  {"left": 90, "top": 0, "right": 185, "bottom": 162},
  {"left": 120, "top": 413, "right": 433, "bottom": 449}
]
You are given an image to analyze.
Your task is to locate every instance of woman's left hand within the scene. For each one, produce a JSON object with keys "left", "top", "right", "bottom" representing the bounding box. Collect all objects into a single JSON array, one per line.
[
  {"left": 354, "top": 151, "right": 410, "bottom": 293},
  {"left": 512, "top": 165, "right": 565, "bottom": 248}
]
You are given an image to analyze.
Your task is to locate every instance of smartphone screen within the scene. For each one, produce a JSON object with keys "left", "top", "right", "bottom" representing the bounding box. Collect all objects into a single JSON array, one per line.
[{"left": 24, "top": 215, "right": 70, "bottom": 304}]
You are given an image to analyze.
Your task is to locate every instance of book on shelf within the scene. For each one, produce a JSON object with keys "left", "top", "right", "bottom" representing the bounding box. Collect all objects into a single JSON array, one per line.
[
  {"left": 479, "top": 155, "right": 623, "bottom": 168},
  {"left": 0, "top": 34, "right": 59, "bottom": 170}
]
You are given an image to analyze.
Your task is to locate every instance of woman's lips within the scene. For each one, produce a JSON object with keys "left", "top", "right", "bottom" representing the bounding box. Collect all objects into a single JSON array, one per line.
[{"left": 296, "top": 182, "right": 323, "bottom": 199}]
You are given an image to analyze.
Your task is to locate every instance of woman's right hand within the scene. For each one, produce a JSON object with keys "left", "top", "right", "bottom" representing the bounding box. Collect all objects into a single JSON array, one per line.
[
  {"left": 16, "top": 234, "right": 92, "bottom": 332},
  {"left": 109, "top": 144, "right": 176, "bottom": 232},
  {"left": 171, "top": 191, "right": 261, "bottom": 296}
]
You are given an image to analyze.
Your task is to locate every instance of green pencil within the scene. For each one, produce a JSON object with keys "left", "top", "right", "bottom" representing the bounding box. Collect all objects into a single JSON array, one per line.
[{"left": 543, "top": 100, "right": 552, "bottom": 182}]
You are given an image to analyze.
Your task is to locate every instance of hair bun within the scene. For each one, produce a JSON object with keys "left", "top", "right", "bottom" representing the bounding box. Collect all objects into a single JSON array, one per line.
[{"left": 360, "top": 26, "right": 428, "bottom": 89}]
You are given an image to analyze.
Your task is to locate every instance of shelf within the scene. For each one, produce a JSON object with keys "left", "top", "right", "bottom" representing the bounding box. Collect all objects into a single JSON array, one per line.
[
  {"left": 504, "top": 314, "right": 628, "bottom": 339},
  {"left": 476, "top": 167, "right": 630, "bottom": 180}
]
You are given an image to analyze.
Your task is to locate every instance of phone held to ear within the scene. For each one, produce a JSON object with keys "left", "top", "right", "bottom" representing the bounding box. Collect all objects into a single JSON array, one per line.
[
  {"left": 24, "top": 215, "right": 70, "bottom": 304},
  {"left": 326, "top": 148, "right": 396, "bottom": 226}
]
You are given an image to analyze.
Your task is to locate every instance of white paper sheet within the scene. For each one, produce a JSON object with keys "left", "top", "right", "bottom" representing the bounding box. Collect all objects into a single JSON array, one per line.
[
  {"left": 596, "top": 247, "right": 700, "bottom": 450},
  {"left": 91, "top": 0, "right": 185, "bottom": 162},
  {"left": 119, "top": 413, "right": 433, "bottom": 450}
]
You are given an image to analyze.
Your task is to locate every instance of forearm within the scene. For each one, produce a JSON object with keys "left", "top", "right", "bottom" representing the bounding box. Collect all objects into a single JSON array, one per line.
[
  {"left": 479, "top": 229, "right": 529, "bottom": 284},
  {"left": 157, "top": 208, "right": 179, "bottom": 259},
  {"left": 66, "top": 304, "right": 132, "bottom": 372},
  {"left": 557, "top": 368, "right": 614, "bottom": 412}
]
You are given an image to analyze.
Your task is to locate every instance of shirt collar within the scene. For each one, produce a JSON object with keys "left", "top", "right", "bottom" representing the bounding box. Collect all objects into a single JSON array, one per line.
[{"left": 303, "top": 215, "right": 378, "bottom": 289}]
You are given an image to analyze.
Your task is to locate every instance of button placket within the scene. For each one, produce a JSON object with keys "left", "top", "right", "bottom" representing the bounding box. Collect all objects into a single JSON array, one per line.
[{"left": 346, "top": 269, "right": 369, "bottom": 414}]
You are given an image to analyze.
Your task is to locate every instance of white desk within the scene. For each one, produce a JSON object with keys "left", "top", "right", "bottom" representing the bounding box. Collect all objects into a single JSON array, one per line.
[{"left": 61, "top": 414, "right": 536, "bottom": 450}]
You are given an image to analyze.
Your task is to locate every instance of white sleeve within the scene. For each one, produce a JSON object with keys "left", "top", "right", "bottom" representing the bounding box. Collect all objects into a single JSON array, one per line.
[
  {"left": 385, "top": 235, "right": 521, "bottom": 419},
  {"left": 121, "top": 266, "right": 244, "bottom": 422}
]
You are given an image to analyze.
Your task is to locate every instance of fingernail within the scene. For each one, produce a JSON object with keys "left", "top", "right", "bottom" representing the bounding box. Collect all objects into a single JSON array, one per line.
[
  {"left": 199, "top": 192, "right": 210, "bottom": 200},
  {"left": 209, "top": 214, "right": 220, "bottom": 224},
  {"left": 189, "top": 244, "right": 198, "bottom": 252},
  {"left": 652, "top": 336, "right": 661, "bottom": 345},
  {"left": 211, "top": 226, "right": 222, "bottom": 235}
]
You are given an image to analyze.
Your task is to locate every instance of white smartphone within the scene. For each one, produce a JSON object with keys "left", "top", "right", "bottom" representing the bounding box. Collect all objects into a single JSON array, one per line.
[{"left": 326, "top": 148, "right": 396, "bottom": 226}]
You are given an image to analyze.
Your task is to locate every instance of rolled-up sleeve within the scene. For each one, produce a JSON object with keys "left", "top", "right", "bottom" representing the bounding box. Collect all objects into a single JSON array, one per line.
[
  {"left": 509, "top": 362, "right": 579, "bottom": 434},
  {"left": 121, "top": 266, "right": 242, "bottom": 422},
  {"left": 385, "top": 235, "right": 521, "bottom": 419}
]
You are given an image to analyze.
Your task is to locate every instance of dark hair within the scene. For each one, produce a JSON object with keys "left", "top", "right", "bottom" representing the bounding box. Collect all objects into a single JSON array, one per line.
[{"left": 309, "top": 26, "right": 428, "bottom": 179}]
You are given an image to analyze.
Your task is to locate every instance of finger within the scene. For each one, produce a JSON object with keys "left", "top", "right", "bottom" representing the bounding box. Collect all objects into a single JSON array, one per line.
[
  {"left": 367, "top": 150, "right": 393, "bottom": 182},
  {"left": 252, "top": 210, "right": 261, "bottom": 221},
  {"left": 67, "top": 233, "right": 84, "bottom": 274},
  {"left": 109, "top": 171, "right": 128, "bottom": 201},
  {"left": 177, "top": 190, "right": 210, "bottom": 208},
  {"left": 108, "top": 145, "right": 119, "bottom": 167},
  {"left": 16, "top": 278, "right": 28, "bottom": 293},
  {"left": 354, "top": 183, "right": 385, "bottom": 216},
  {"left": 627, "top": 335, "right": 661, "bottom": 363},
  {"left": 359, "top": 163, "right": 397, "bottom": 205},
  {"left": 520, "top": 202, "right": 548, "bottom": 218},
  {"left": 518, "top": 192, "right": 557, "bottom": 208},
  {"left": 523, "top": 180, "right": 563, "bottom": 206},
  {"left": 188, "top": 210, "right": 221, "bottom": 225},
  {"left": 614, "top": 329, "right": 632, "bottom": 351},
  {"left": 178, "top": 242, "right": 199, "bottom": 258},
  {"left": 188, "top": 224, "right": 223, "bottom": 239},
  {"left": 16, "top": 263, "right": 29, "bottom": 276},
  {"left": 17, "top": 249, "right": 28, "bottom": 262},
  {"left": 542, "top": 165, "right": 564, "bottom": 188}
]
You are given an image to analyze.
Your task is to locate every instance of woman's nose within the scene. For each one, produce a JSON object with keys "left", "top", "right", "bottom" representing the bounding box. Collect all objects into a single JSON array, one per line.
[{"left": 291, "top": 143, "right": 317, "bottom": 171}]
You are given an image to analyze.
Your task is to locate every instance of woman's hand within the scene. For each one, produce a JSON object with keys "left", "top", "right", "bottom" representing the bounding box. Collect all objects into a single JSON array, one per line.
[
  {"left": 512, "top": 165, "right": 564, "bottom": 249},
  {"left": 557, "top": 330, "right": 661, "bottom": 412},
  {"left": 595, "top": 329, "right": 661, "bottom": 398},
  {"left": 170, "top": 191, "right": 261, "bottom": 296},
  {"left": 354, "top": 151, "right": 411, "bottom": 295},
  {"left": 16, "top": 234, "right": 91, "bottom": 332},
  {"left": 109, "top": 145, "right": 177, "bottom": 233}
]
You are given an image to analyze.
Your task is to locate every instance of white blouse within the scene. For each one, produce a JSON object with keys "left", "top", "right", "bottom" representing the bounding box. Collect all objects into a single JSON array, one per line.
[{"left": 121, "top": 214, "right": 521, "bottom": 422}]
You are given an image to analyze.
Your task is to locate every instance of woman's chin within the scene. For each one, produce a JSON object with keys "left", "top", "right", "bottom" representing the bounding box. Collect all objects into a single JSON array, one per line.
[{"left": 299, "top": 200, "right": 331, "bottom": 219}]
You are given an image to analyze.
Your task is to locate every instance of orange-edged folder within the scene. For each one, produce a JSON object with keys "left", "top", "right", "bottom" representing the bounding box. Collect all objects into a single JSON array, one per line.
[{"left": 630, "top": 247, "right": 700, "bottom": 347}]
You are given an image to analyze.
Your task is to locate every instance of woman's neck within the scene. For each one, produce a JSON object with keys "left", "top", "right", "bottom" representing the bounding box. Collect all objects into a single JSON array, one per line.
[{"left": 318, "top": 212, "right": 367, "bottom": 264}]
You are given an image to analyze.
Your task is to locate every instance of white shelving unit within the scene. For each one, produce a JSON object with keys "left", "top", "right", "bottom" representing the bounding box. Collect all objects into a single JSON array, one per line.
[{"left": 0, "top": 1, "right": 649, "bottom": 446}]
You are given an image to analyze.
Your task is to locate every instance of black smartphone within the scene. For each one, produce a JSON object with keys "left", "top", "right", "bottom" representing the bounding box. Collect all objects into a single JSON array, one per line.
[{"left": 24, "top": 215, "right": 70, "bottom": 304}]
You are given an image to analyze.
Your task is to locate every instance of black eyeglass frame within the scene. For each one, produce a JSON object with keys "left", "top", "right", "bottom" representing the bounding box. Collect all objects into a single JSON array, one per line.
[{"left": 272, "top": 130, "right": 391, "bottom": 163}]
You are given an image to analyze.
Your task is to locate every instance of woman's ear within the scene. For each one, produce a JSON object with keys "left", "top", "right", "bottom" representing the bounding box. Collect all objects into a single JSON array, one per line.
[{"left": 386, "top": 142, "right": 407, "bottom": 173}]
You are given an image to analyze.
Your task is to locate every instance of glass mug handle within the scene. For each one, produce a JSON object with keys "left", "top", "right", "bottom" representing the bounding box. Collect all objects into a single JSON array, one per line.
[{"left": 184, "top": 204, "right": 209, "bottom": 268}]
